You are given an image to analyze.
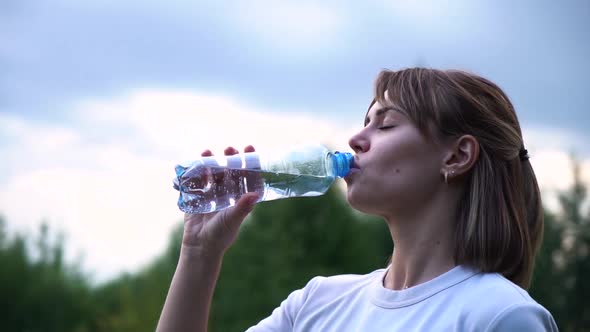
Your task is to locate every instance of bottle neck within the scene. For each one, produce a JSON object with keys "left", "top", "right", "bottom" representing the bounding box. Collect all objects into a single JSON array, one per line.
[{"left": 330, "top": 152, "right": 353, "bottom": 178}]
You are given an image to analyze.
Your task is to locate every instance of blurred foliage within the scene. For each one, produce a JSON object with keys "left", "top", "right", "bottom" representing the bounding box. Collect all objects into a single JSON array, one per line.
[
  {"left": 0, "top": 160, "right": 588, "bottom": 331},
  {"left": 0, "top": 220, "right": 94, "bottom": 332},
  {"left": 530, "top": 161, "right": 590, "bottom": 331}
]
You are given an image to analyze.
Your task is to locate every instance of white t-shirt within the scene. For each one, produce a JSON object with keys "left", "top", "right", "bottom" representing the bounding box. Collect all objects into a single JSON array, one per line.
[{"left": 246, "top": 265, "right": 558, "bottom": 331}]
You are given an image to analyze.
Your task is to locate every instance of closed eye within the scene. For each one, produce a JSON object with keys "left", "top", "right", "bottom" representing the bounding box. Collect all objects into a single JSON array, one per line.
[{"left": 378, "top": 125, "right": 396, "bottom": 130}]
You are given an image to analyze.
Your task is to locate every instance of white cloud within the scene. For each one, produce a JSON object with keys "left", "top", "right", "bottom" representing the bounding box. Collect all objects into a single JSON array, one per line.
[
  {"left": 524, "top": 125, "right": 589, "bottom": 157},
  {"left": 74, "top": 89, "right": 354, "bottom": 160},
  {"left": 1, "top": 115, "right": 79, "bottom": 150},
  {"left": 0, "top": 114, "right": 84, "bottom": 178},
  {"left": 524, "top": 126, "right": 590, "bottom": 212}
]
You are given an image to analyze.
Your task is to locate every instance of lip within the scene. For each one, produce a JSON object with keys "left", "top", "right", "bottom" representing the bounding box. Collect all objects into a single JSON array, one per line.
[
  {"left": 347, "top": 168, "right": 360, "bottom": 175},
  {"left": 344, "top": 169, "right": 359, "bottom": 183},
  {"left": 345, "top": 157, "right": 361, "bottom": 181},
  {"left": 351, "top": 156, "right": 361, "bottom": 170}
]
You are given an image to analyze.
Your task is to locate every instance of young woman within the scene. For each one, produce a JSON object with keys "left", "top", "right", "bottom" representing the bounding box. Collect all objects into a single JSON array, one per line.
[{"left": 157, "top": 68, "right": 558, "bottom": 331}]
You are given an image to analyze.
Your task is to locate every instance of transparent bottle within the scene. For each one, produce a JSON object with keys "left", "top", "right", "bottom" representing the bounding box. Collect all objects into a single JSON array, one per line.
[{"left": 173, "top": 144, "right": 353, "bottom": 214}]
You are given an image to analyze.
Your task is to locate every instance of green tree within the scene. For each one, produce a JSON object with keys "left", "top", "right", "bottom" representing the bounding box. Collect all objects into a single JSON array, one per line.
[
  {"left": 0, "top": 219, "right": 94, "bottom": 332},
  {"left": 90, "top": 226, "right": 182, "bottom": 332},
  {"left": 530, "top": 210, "right": 565, "bottom": 322},
  {"left": 530, "top": 158, "right": 590, "bottom": 331},
  {"left": 554, "top": 160, "right": 590, "bottom": 331}
]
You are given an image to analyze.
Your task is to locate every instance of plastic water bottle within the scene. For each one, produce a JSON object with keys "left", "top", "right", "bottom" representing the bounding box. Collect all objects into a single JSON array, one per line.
[{"left": 173, "top": 144, "right": 353, "bottom": 214}]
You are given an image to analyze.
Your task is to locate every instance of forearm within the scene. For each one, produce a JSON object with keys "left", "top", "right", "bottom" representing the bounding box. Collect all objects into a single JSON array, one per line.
[{"left": 156, "top": 246, "right": 224, "bottom": 332}]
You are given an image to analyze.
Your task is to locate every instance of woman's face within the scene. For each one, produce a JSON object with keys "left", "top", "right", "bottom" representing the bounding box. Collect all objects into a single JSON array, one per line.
[{"left": 345, "top": 100, "right": 447, "bottom": 218}]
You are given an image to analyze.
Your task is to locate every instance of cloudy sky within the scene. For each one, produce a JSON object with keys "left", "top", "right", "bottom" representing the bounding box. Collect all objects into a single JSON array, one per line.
[{"left": 1, "top": 0, "right": 589, "bottom": 283}]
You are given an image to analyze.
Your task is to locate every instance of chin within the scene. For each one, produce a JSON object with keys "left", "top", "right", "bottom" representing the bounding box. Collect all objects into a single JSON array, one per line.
[
  {"left": 347, "top": 186, "right": 401, "bottom": 218},
  {"left": 346, "top": 189, "right": 375, "bottom": 215}
]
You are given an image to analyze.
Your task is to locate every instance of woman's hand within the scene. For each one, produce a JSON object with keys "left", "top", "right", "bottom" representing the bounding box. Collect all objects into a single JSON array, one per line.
[{"left": 182, "top": 146, "right": 260, "bottom": 256}]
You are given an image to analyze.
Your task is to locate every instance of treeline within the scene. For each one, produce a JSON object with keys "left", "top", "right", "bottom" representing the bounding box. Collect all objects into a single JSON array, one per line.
[{"left": 0, "top": 164, "right": 588, "bottom": 331}]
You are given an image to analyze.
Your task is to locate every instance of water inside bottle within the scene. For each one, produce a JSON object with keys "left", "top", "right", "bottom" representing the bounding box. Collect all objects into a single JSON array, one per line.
[{"left": 176, "top": 166, "right": 335, "bottom": 213}]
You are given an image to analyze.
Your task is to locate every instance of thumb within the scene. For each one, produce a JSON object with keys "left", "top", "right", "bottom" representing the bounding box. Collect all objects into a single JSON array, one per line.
[{"left": 222, "top": 193, "right": 259, "bottom": 230}]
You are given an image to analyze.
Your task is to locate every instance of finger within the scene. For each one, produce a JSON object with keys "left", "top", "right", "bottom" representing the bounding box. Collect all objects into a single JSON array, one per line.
[
  {"left": 201, "top": 149, "right": 219, "bottom": 167},
  {"left": 221, "top": 192, "right": 259, "bottom": 230},
  {"left": 240, "top": 146, "right": 261, "bottom": 192},
  {"left": 227, "top": 154, "right": 242, "bottom": 170},
  {"left": 224, "top": 146, "right": 239, "bottom": 156},
  {"left": 199, "top": 149, "right": 219, "bottom": 186},
  {"left": 224, "top": 146, "right": 242, "bottom": 169},
  {"left": 244, "top": 149, "right": 261, "bottom": 170}
]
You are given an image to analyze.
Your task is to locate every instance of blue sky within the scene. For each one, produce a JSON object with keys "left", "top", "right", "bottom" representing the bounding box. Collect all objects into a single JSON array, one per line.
[{"left": 1, "top": 0, "right": 589, "bottom": 282}]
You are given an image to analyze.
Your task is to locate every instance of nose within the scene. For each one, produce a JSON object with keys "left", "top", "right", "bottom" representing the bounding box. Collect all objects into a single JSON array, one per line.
[{"left": 348, "top": 129, "right": 369, "bottom": 154}]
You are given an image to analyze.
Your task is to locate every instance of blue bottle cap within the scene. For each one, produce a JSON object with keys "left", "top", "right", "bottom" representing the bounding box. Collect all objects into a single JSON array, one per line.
[{"left": 331, "top": 151, "right": 353, "bottom": 178}]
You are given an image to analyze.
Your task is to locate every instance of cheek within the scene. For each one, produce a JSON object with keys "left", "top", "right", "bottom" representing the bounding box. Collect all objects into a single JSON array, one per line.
[
  {"left": 390, "top": 157, "right": 441, "bottom": 192},
  {"left": 346, "top": 131, "right": 442, "bottom": 212},
  {"left": 375, "top": 135, "right": 440, "bottom": 185},
  {"left": 351, "top": 154, "right": 440, "bottom": 208},
  {"left": 346, "top": 167, "right": 439, "bottom": 215}
]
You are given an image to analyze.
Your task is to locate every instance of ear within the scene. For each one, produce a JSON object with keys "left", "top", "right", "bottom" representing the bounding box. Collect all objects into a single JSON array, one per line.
[{"left": 441, "top": 135, "right": 479, "bottom": 180}]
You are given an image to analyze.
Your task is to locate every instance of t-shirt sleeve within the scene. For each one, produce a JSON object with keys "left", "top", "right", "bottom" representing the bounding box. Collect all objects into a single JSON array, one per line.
[
  {"left": 245, "top": 276, "right": 322, "bottom": 332},
  {"left": 486, "top": 302, "right": 559, "bottom": 332}
]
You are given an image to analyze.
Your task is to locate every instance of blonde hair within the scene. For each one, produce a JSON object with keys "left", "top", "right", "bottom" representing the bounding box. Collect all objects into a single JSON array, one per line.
[{"left": 373, "top": 68, "right": 543, "bottom": 289}]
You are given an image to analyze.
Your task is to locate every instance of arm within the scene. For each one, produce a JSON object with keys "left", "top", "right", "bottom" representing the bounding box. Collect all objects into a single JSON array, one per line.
[
  {"left": 157, "top": 146, "right": 259, "bottom": 332},
  {"left": 486, "top": 302, "right": 559, "bottom": 332},
  {"left": 156, "top": 246, "right": 224, "bottom": 332},
  {"left": 156, "top": 194, "right": 257, "bottom": 332}
]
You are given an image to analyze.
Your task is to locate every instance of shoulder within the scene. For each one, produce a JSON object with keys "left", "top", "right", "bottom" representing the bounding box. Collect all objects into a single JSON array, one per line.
[
  {"left": 290, "top": 268, "right": 384, "bottom": 310},
  {"left": 459, "top": 272, "right": 534, "bottom": 304},
  {"left": 306, "top": 268, "right": 384, "bottom": 295},
  {"left": 274, "top": 268, "right": 384, "bottom": 308},
  {"left": 245, "top": 269, "right": 385, "bottom": 331},
  {"left": 485, "top": 302, "right": 558, "bottom": 331},
  {"left": 453, "top": 272, "right": 557, "bottom": 331}
]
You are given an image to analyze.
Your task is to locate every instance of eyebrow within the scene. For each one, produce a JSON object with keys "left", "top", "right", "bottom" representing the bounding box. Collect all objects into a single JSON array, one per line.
[{"left": 364, "top": 107, "right": 395, "bottom": 126}]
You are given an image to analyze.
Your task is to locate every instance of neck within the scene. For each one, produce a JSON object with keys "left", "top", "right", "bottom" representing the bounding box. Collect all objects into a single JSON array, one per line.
[{"left": 383, "top": 189, "right": 459, "bottom": 290}]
